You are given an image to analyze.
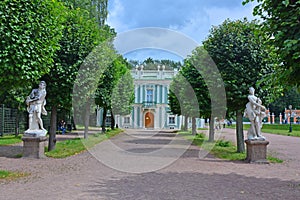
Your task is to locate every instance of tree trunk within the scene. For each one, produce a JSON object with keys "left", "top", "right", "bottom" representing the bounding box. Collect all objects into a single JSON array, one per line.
[
  {"left": 236, "top": 110, "right": 245, "bottom": 153},
  {"left": 208, "top": 115, "right": 215, "bottom": 142},
  {"left": 71, "top": 115, "right": 77, "bottom": 130},
  {"left": 191, "top": 117, "right": 197, "bottom": 135},
  {"left": 48, "top": 106, "right": 57, "bottom": 151},
  {"left": 84, "top": 101, "right": 90, "bottom": 139},
  {"left": 110, "top": 111, "right": 115, "bottom": 130},
  {"left": 101, "top": 108, "right": 107, "bottom": 133},
  {"left": 183, "top": 116, "right": 188, "bottom": 131}
]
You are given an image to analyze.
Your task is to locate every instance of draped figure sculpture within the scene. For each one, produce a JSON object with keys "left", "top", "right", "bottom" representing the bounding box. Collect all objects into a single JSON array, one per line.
[
  {"left": 244, "top": 87, "right": 266, "bottom": 140},
  {"left": 25, "top": 81, "right": 48, "bottom": 137}
]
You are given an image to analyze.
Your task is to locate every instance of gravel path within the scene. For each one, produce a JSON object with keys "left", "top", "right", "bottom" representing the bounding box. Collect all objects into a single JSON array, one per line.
[{"left": 1, "top": 128, "right": 300, "bottom": 200}]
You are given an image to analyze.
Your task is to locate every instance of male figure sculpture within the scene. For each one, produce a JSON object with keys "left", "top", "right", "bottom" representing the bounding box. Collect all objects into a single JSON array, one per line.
[
  {"left": 25, "top": 81, "right": 47, "bottom": 136},
  {"left": 244, "top": 87, "right": 266, "bottom": 140}
]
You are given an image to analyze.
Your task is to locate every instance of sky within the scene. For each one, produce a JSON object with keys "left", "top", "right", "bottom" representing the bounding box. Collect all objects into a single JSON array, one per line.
[{"left": 107, "top": 0, "right": 257, "bottom": 62}]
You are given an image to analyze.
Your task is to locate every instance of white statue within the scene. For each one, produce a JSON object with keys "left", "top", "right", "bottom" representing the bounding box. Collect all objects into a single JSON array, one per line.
[
  {"left": 244, "top": 87, "right": 266, "bottom": 140},
  {"left": 25, "top": 81, "right": 47, "bottom": 137}
]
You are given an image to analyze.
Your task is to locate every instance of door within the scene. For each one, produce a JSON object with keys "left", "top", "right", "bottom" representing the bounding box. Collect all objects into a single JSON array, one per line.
[{"left": 145, "top": 112, "right": 154, "bottom": 128}]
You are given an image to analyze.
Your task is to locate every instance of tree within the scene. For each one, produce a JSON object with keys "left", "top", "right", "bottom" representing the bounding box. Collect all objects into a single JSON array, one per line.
[
  {"left": 45, "top": 5, "right": 113, "bottom": 149},
  {"left": 203, "top": 19, "right": 272, "bottom": 152},
  {"left": 243, "top": 0, "right": 300, "bottom": 88},
  {"left": 111, "top": 70, "right": 135, "bottom": 119},
  {"left": 73, "top": 41, "right": 116, "bottom": 138},
  {"left": 95, "top": 56, "right": 130, "bottom": 131},
  {"left": 168, "top": 71, "right": 199, "bottom": 133},
  {"left": 61, "top": 0, "right": 108, "bottom": 27},
  {"left": 175, "top": 46, "right": 226, "bottom": 139},
  {"left": 0, "top": 0, "right": 65, "bottom": 97}
]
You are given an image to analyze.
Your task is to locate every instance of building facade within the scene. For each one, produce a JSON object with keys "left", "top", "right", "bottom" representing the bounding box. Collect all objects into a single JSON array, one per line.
[
  {"left": 119, "top": 65, "right": 182, "bottom": 129},
  {"left": 97, "top": 65, "right": 184, "bottom": 129}
]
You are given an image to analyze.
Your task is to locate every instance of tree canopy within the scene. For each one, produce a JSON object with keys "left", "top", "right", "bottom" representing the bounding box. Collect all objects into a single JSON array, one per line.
[
  {"left": 203, "top": 18, "right": 272, "bottom": 152},
  {"left": 0, "top": 0, "right": 65, "bottom": 96},
  {"left": 243, "top": 0, "right": 300, "bottom": 88}
]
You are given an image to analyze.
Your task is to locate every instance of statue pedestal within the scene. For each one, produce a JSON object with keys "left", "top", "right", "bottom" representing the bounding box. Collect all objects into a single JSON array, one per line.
[
  {"left": 22, "top": 136, "right": 47, "bottom": 159},
  {"left": 245, "top": 140, "right": 269, "bottom": 164}
]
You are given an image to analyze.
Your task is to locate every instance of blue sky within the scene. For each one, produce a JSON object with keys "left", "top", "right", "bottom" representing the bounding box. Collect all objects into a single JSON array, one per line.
[{"left": 107, "top": 0, "right": 257, "bottom": 62}]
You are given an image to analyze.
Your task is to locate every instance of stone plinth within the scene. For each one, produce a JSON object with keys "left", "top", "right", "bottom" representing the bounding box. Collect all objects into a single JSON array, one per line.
[
  {"left": 22, "top": 136, "right": 47, "bottom": 159},
  {"left": 245, "top": 140, "right": 269, "bottom": 164}
]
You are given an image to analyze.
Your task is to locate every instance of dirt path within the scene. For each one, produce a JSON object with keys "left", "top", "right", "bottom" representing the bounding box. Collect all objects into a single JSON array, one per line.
[
  {"left": 214, "top": 127, "right": 300, "bottom": 168},
  {"left": 1, "top": 129, "right": 300, "bottom": 200}
]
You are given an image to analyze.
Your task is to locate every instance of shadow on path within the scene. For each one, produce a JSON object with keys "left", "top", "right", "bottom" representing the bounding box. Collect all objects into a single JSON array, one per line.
[{"left": 86, "top": 172, "right": 300, "bottom": 200}]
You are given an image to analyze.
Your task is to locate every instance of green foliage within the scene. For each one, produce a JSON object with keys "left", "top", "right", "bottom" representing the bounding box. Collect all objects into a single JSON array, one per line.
[
  {"left": 111, "top": 70, "right": 135, "bottom": 116},
  {"left": 216, "top": 140, "right": 230, "bottom": 147},
  {"left": 269, "top": 87, "right": 300, "bottom": 116},
  {"left": 44, "top": 7, "right": 113, "bottom": 110},
  {"left": 203, "top": 18, "right": 273, "bottom": 111},
  {"left": 203, "top": 18, "right": 274, "bottom": 152},
  {"left": 95, "top": 55, "right": 131, "bottom": 128},
  {"left": 61, "top": 0, "right": 108, "bottom": 27},
  {"left": 0, "top": 0, "right": 65, "bottom": 95},
  {"left": 169, "top": 70, "right": 200, "bottom": 118},
  {"left": 243, "top": 0, "right": 300, "bottom": 88},
  {"left": 0, "top": 135, "right": 22, "bottom": 146}
]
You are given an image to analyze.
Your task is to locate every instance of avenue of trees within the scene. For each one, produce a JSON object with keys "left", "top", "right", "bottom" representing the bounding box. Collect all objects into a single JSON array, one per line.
[
  {"left": 0, "top": 0, "right": 134, "bottom": 151},
  {"left": 0, "top": 0, "right": 299, "bottom": 154}
]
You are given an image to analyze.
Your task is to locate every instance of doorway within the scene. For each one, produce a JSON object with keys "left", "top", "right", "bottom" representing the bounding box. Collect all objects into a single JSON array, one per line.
[{"left": 145, "top": 112, "right": 154, "bottom": 128}]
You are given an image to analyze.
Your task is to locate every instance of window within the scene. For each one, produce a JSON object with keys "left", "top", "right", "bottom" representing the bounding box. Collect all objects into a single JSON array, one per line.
[
  {"left": 169, "top": 116, "right": 175, "bottom": 124},
  {"left": 146, "top": 89, "right": 153, "bottom": 102},
  {"left": 124, "top": 117, "right": 130, "bottom": 124},
  {"left": 106, "top": 116, "right": 112, "bottom": 123}
]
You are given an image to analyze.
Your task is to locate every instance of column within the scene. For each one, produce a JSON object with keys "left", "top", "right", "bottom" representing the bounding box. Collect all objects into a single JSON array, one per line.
[
  {"left": 279, "top": 113, "right": 282, "bottom": 124},
  {"left": 143, "top": 85, "right": 146, "bottom": 102},
  {"left": 156, "top": 85, "right": 160, "bottom": 103},
  {"left": 272, "top": 113, "right": 275, "bottom": 124},
  {"left": 162, "top": 85, "right": 165, "bottom": 104},
  {"left": 134, "top": 85, "right": 138, "bottom": 103},
  {"left": 268, "top": 113, "right": 271, "bottom": 124},
  {"left": 133, "top": 107, "right": 136, "bottom": 128},
  {"left": 139, "top": 85, "right": 143, "bottom": 103}
]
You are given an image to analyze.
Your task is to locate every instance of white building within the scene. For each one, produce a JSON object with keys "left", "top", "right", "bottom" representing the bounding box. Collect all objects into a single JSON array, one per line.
[{"left": 97, "top": 65, "right": 205, "bottom": 129}]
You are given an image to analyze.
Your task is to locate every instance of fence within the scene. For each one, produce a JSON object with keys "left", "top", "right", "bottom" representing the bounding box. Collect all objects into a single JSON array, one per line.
[
  {"left": 0, "top": 104, "right": 25, "bottom": 136},
  {"left": 0, "top": 104, "right": 52, "bottom": 136}
]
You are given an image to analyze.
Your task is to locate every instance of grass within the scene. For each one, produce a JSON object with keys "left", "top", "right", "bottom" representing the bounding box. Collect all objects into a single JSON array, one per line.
[
  {"left": 0, "top": 170, "right": 29, "bottom": 180},
  {"left": 0, "top": 134, "right": 22, "bottom": 145},
  {"left": 179, "top": 130, "right": 283, "bottom": 163},
  {"left": 45, "top": 128, "right": 123, "bottom": 158},
  {"left": 228, "top": 124, "right": 300, "bottom": 137}
]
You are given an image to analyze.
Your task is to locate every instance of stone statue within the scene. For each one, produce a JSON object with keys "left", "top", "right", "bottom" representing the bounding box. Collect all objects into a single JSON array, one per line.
[
  {"left": 25, "top": 81, "right": 47, "bottom": 137},
  {"left": 244, "top": 87, "right": 266, "bottom": 140}
]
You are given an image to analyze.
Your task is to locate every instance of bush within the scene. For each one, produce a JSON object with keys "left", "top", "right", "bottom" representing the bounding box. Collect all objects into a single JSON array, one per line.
[{"left": 217, "top": 140, "right": 230, "bottom": 147}]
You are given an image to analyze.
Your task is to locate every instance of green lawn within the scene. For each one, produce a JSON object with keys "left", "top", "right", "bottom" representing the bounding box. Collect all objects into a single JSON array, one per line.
[
  {"left": 0, "top": 135, "right": 22, "bottom": 145},
  {"left": 228, "top": 124, "right": 300, "bottom": 137},
  {"left": 0, "top": 170, "right": 29, "bottom": 180},
  {"left": 179, "top": 131, "right": 283, "bottom": 163},
  {"left": 45, "top": 128, "right": 123, "bottom": 158}
]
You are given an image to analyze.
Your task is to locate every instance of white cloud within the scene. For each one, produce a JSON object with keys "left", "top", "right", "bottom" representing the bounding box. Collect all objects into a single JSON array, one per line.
[
  {"left": 107, "top": 0, "right": 259, "bottom": 61},
  {"left": 107, "top": 0, "right": 128, "bottom": 31},
  {"left": 204, "top": 2, "right": 257, "bottom": 27}
]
